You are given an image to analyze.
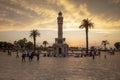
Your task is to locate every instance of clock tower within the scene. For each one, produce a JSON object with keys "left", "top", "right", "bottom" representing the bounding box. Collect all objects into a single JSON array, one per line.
[{"left": 53, "top": 11, "right": 69, "bottom": 56}]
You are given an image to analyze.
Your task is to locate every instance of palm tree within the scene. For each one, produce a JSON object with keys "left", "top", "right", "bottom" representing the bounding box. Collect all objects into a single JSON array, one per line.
[
  {"left": 29, "top": 29, "right": 40, "bottom": 53},
  {"left": 43, "top": 41, "right": 48, "bottom": 51},
  {"left": 79, "top": 18, "right": 94, "bottom": 54},
  {"left": 101, "top": 40, "right": 109, "bottom": 50}
]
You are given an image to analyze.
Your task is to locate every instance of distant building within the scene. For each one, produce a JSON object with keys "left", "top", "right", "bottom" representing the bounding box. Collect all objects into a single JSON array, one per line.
[{"left": 53, "top": 11, "right": 69, "bottom": 56}]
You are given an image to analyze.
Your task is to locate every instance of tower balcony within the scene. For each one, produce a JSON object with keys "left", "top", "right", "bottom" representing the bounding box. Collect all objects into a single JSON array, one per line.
[{"left": 55, "top": 38, "right": 66, "bottom": 44}]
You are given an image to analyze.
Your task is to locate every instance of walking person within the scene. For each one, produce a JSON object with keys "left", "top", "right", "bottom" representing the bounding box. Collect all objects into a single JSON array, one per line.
[
  {"left": 28, "top": 50, "right": 32, "bottom": 61},
  {"left": 22, "top": 50, "right": 26, "bottom": 62},
  {"left": 98, "top": 50, "right": 101, "bottom": 57},
  {"left": 36, "top": 50, "right": 40, "bottom": 61},
  {"left": 92, "top": 50, "right": 95, "bottom": 60},
  {"left": 104, "top": 54, "right": 107, "bottom": 59},
  {"left": 7, "top": 49, "right": 10, "bottom": 55},
  {"left": 16, "top": 50, "right": 19, "bottom": 58},
  {"left": 30, "top": 51, "right": 34, "bottom": 61},
  {"left": 8, "top": 49, "right": 12, "bottom": 56},
  {"left": 9, "top": 50, "right": 12, "bottom": 56}
]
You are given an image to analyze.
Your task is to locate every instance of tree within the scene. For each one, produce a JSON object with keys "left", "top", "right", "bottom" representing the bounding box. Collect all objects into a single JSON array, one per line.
[
  {"left": 26, "top": 41, "right": 33, "bottom": 49},
  {"left": 16, "top": 38, "right": 27, "bottom": 49},
  {"left": 29, "top": 29, "right": 40, "bottom": 53},
  {"left": 6, "top": 42, "right": 13, "bottom": 49},
  {"left": 79, "top": 18, "right": 94, "bottom": 54},
  {"left": 23, "top": 38, "right": 27, "bottom": 44},
  {"left": 43, "top": 41, "right": 48, "bottom": 51},
  {"left": 114, "top": 42, "right": 120, "bottom": 50},
  {"left": 0, "top": 42, "right": 13, "bottom": 50},
  {"left": 101, "top": 40, "right": 109, "bottom": 50}
]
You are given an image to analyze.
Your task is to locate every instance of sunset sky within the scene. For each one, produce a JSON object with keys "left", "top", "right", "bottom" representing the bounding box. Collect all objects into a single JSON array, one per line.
[{"left": 0, "top": 0, "right": 120, "bottom": 47}]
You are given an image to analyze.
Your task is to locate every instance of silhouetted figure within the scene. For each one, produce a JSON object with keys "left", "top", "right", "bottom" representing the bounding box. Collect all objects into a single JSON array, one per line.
[
  {"left": 89, "top": 50, "right": 92, "bottom": 56},
  {"left": 28, "top": 50, "right": 32, "bottom": 61},
  {"left": 113, "top": 50, "right": 115, "bottom": 55},
  {"left": 47, "top": 54, "right": 50, "bottom": 57},
  {"left": 30, "top": 52, "right": 34, "bottom": 61},
  {"left": 92, "top": 51, "right": 95, "bottom": 60},
  {"left": 7, "top": 49, "right": 9, "bottom": 55},
  {"left": 53, "top": 54, "right": 56, "bottom": 57},
  {"left": 109, "top": 48, "right": 115, "bottom": 55},
  {"left": 63, "top": 54, "right": 66, "bottom": 57},
  {"left": 104, "top": 55, "right": 107, "bottom": 59},
  {"left": 26, "top": 50, "right": 29, "bottom": 57},
  {"left": 43, "top": 53, "right": 46, "bottom": 57},
  {"left": 22, "top": 50, "right": 26, "bottom": 62},
  {"left": 9, "top": 50, "right": 12, "bottom": 56},
  {"left": 16, "top": 50, "right": 19, "bottom": 58},
  {"left": 110, "top": 48, "right": 113, "bottom": 55},
  {"left": 36, "top": 50, "right": 40, "bottom": 61},
  {"left": 7, "top": 49, "right": 12, "bottom": 56},
  {"left": 81, "top": 53, "right": 83, "bottom": 57},
  {"left": 98, "top": 50, "right": 101, "bottom": 57},
  {"left": 92, "top": 55, "right": 95, "bottom": 60}
]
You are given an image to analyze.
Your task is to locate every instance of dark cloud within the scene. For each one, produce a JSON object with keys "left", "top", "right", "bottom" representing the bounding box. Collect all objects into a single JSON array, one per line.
[
  {"left": 0, "top": 0, "right": 62, "bottom": 29},
  {"left": 0, "top": 0, "right": 39, "bottom": 27},
  {"left": 69, "top": 0, "right": 120, "bottom": 21},
  {"left": 0, "top": 0, "right": 37, "bottom": 17},
  {"left": 0, "top": 0, "right": 120, "bottom": 31}
]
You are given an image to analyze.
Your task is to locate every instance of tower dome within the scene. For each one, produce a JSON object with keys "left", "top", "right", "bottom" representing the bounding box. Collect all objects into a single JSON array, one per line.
[{"left": 58, "top": 11, "right": 62, "bottom": 16}]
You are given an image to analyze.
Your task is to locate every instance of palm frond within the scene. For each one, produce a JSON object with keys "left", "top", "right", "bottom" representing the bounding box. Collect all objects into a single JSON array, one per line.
[
  {"left": 79, "top": 18, "right": 94, "bottom": 29},
  {"left": 29, "top": 29, "right": 40, "bottom": 38}
]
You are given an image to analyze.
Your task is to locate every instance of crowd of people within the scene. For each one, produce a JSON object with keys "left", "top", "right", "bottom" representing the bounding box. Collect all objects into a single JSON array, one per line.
[
  {"left": 7, "top": 49, "right": 40, "bottom": 62},
  {"left": 21, "top": 50, "right": 40, "bottom": 62},
  {"left": 73, "top": 47, "right": 115, "bottom": 60},
  {"left": 5, "top": 47, "right": 116, "bottom": 62},
  {"left": 89, "top": 47, "right": 115, "bottom": 60}
]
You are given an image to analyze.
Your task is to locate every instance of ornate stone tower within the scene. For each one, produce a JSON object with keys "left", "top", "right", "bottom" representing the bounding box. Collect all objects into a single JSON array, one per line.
[{"left": 53, "top": 11, "right": 69, "bottom": 56}]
